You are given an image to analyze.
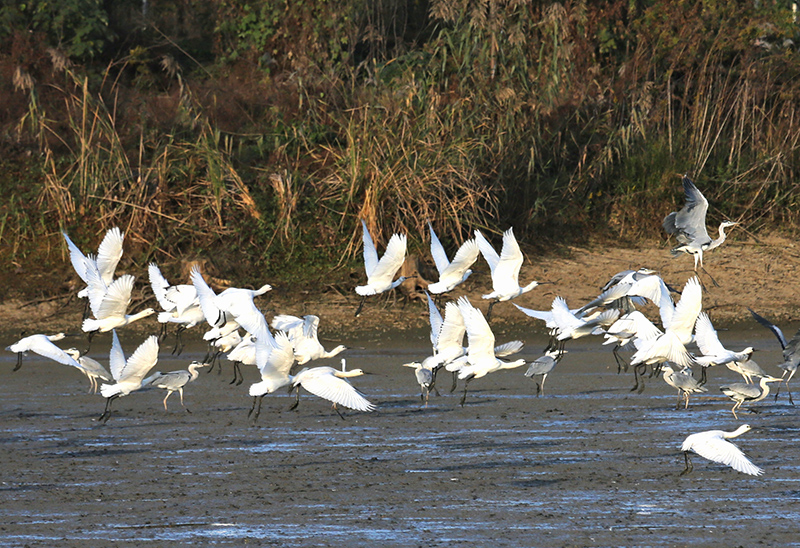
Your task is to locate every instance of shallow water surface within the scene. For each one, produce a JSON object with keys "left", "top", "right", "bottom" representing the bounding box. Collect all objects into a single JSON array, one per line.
[{"left": 0, "top": 328, "right": 798, "bottom": 547}]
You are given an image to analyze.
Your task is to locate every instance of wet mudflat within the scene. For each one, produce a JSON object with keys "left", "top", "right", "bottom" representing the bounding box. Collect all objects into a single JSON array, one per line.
[{"left": 1, "top": 329, "right": 799, "bottom": 547}]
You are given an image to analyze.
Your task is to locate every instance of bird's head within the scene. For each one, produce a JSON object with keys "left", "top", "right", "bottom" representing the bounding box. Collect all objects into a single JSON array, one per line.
[{"left": 720, "top": 220, "right": 739, "bottom": 229}]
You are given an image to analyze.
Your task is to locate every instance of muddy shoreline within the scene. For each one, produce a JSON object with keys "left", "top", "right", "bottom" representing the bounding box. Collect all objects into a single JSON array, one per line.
[{"left": 1, "top": 330, "right": 799, "bottom": 547}]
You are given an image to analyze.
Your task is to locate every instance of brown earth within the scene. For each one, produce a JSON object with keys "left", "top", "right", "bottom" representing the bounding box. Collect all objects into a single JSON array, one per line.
[{"left": 4, "top": 233, "right": 799, "bottom": 337}]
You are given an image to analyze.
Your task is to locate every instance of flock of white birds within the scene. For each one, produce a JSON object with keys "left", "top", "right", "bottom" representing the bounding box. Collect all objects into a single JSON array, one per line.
[{"left": 5, "top": 175, "right": 800, "bottom": 477}]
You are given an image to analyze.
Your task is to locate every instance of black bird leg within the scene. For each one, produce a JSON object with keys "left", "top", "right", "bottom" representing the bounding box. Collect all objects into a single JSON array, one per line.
[
  {"left": 459, "top": 375, "right": 474, "bottom": 407},
  {"left": 680, "top": 451, "right": 693, "bottom": 475},
  {"left": 13, "top": 353, "right": 22, "bottom": 372},
  {"left": 288, "top": 386, "right": 301, "bottom": 411},
  {"left": 98, "top": 394, "right": 119, "bottom": 423},
  {"left": 355, "top": 296, "right": 367, "bottom": 317}
]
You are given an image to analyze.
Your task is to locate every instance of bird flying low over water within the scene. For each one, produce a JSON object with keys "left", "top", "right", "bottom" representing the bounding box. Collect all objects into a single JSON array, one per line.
[
  {"left": 289, "top": 358, "right": 376, "bottom": 419},
  {"left": 6, "top": 332, "right": 79, "bottom": 372},
  {"left": 354, "top": 219, "right": 408, "bottom": 316},
  {"left": 680, "top": 424, "right": 763, "bottom": 476}
]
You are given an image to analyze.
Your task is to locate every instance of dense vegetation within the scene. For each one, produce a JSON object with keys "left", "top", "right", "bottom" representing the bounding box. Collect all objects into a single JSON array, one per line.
[{"left": 1, "top": 0, "right": 799, "bottom": 294}]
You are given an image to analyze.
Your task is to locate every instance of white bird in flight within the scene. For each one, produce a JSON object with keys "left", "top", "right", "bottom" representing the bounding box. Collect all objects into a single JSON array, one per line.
[
  {"left": 474, "top": 228, "right": 539, "bottom": 320},
  {"left": 629, "top": 276, "right": 702, "bottom": 369},
  {"left": 426, "top": 222, "right": 479, "bottom": 294},
  {"left": 98, "top": 330, "right": 160, "bottom": 422},
  {"left": 63, "top": 227, "right": 125, "bottom": 306},
  {"left": 680, "top": 424, "right": 763, "bottom": 476},
  {"left": 693, "top": 312, "right": 754, "bottom": 385},
  {"left": 81, "top": 262, "right": 156, "bottom": 339},
  {"left": 6, "top": 332, "right": 80, "bottom": 372},
  {"left": 452, "top": 296, "right": 526, "bottom": 406},
  {"left": 355, "top": 220, "right": 408, "bottom": 316},
  {"left": 289, "top": 358, "right": 376, "bottom": 419},
  {"left": 190, "top": 267, "right": 271, "bottom": 335},
  {"left": 270, "top": 314, "right": 347, "bottom": 365},
  {"left": 247, "top": 322, "right": 296, "bottom": 425},
  {"left": 148, "top": 263, "right": 204, "bottom": 354}
]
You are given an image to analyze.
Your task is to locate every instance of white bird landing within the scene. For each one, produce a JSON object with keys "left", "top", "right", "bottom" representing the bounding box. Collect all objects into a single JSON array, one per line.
[
  {"left": 289, "top": 358, "right": 376, "bottom": 419},
  {"left": 355, "top": 220, "right": 408, "bottom": 316},
  {"left": 629, "top": 276, "right": 702, "bottom": 370},
  {"left": 6, "top": 332, "right": 80, "bottom": 372},
  {"left": 426, "top": 222, "right": 479, "bottom": 294},
  {"left": 680, "top": 424, "right": 763, "bottom": 476},
  {"left": 143, "top": 361, "right": 210, "bottom": 412},
  {"left": 474, "top": 228, "right": 539, "bottom": 320},
  {"left": 270, "top": 314, "right": 347, "bottom": 365},
  {"left": 99, "top": 330, "right": 160, "bottom": 423},
  {"left": 247, "top": 325, "right": 296, "bottom": 425}
]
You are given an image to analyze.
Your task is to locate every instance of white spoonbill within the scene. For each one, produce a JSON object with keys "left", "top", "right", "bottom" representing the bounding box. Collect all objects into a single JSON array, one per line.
[
  {"left": 355, "top": 219, "right": 408, "bottom": 316},
  {"left": 289, "top": 359, "right": 375, "bottom": 419},
  {"left": 81, "top": 262, "right": 156, "bottom": 338},
  {"left": 426, "top": 223, "right": 479, "bottom": 294},
  {"left": 693, "top": 312, "right": 753, "bottom": 385},
  {"left": 248, "top": 326, "right": 296, "bottom": 425},
  {"left": 680, "top": 424, "right": 763, "bottom": 476},
  {"left": 452, "top": 296, "right": 526, "bottom": 406},
  {"left": 629, "top": 277, "right": 702, "bottom": 369},
  {"left": 143, "top": 361, "right": 210, "bottom": 412},
  {"left": 190, "top": 267, "right": 271, "bottom": 335},
  {"left": 720, "top": 375, "right": 783, "bottom": 419},
  {"left": 270, "top": 314, "right": 347, "bottom": 364},
  {"left": 148, "top": 263, "right": 204, "bottom": 354},
  {"left": 6, "top": 332, "right": 80, "bottom": 372},
  {"left": 99, "top": 330, "right": 160, "bottom": 422},
  {"left": 64, "top": 348, "right": 113, "bottom": 393},
  {"left": 63, "top": 227, "right": 124, "bottom": 306},
  {"left": 474, "top": 228, "right": 539, "bottom": 320}
]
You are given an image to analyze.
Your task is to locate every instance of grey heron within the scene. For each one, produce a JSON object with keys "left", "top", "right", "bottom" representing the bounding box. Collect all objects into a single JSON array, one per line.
[
  {"left": 748, "top": 308, "right": 799, "bottom": 404},
  {"left": 64, "top": 347, "right": 113, "bottom": 393},
  {"left": 143, "top": 361, "right": 210, "bottom": 412},
  {"left": 720, "top": 375, "right": 783, "bottom": 419},
  {"left": 663, "top": 175, "right": 738, "bottom": 285},
  {"left": 524, "top": 349, "right": 567, "bottom": 396},
  {"left": 660, "top": 364, "right": 707, "bottom": 409}
]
